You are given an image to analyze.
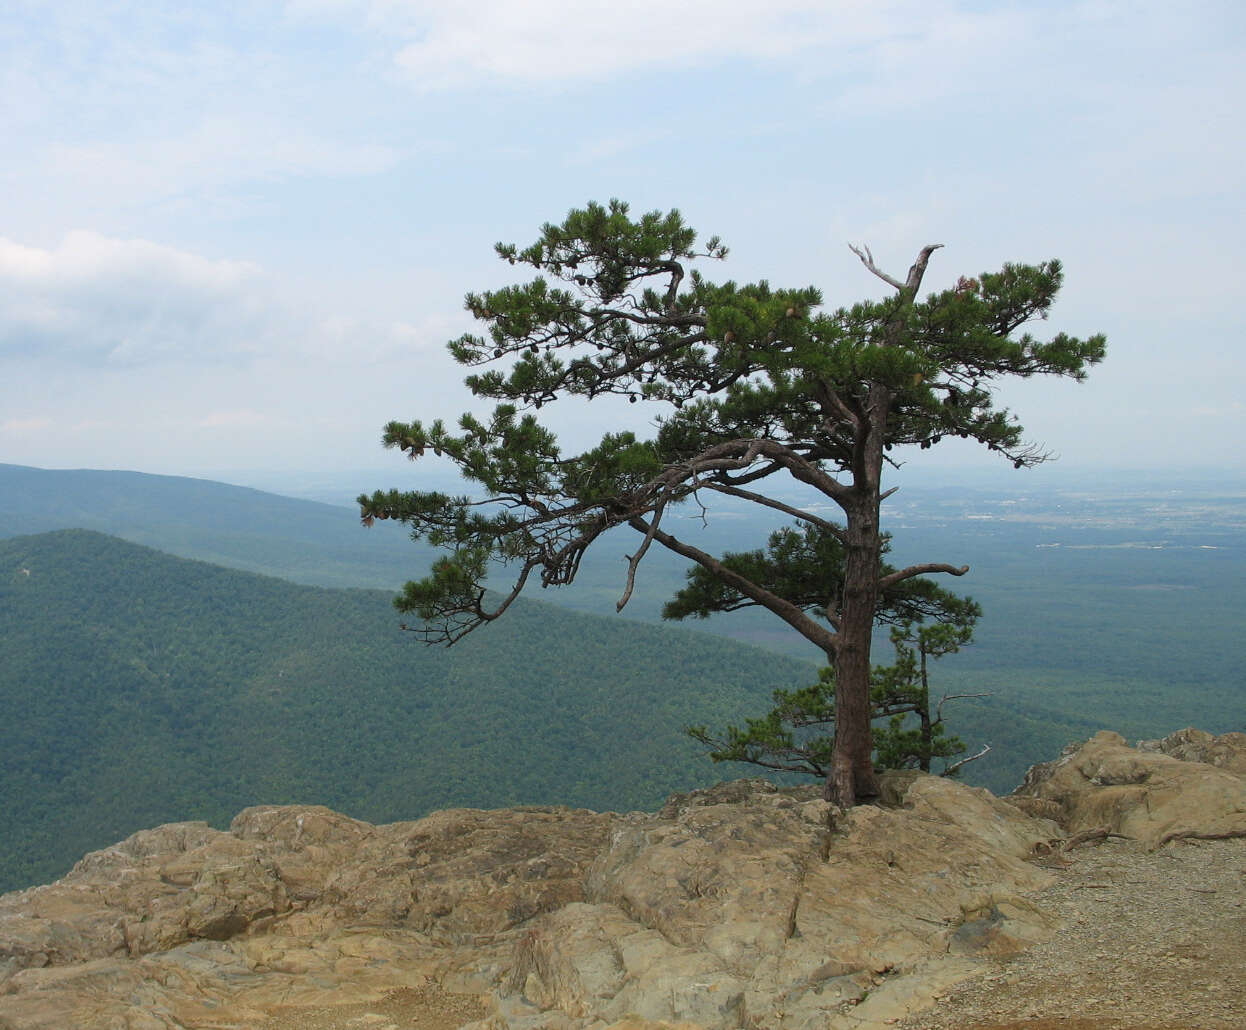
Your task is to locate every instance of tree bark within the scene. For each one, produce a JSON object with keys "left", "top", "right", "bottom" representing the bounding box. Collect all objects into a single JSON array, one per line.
[{"left": 825, "top": 491, "right": 883, "bottom": 805}]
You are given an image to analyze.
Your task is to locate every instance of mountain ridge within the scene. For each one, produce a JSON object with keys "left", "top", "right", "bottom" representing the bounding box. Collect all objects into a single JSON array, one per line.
[
  {"left": 0, "top": 527, "right": 818, "bottom": 892},
  {"left": 2, "top": 461, "right": 1242, "bottom": 841}
]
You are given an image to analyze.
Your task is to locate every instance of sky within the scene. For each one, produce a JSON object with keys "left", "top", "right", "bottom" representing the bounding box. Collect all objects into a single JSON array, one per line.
[{"left": 1, "top": 0, "right": 1243, "bottom": 500}]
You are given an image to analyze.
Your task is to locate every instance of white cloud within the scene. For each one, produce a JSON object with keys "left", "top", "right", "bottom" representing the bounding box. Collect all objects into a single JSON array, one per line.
[
  {"left": 2, "top": 8, "right": 402, "bottom": 224},
  {"left": 292, "top": 0, "right": 937, "bottom": 90},
  {"left": 0, "top": 232, "right": 258, "bottom": 290},
  {"left": 823, "top": 4, "right": 1040, "bottom": 111},
  {"left": 0, "top": 232, "right": 269, "bottom": 365},
  {"left": 0, "top": 231, "right": 459, "bottom": 368}
]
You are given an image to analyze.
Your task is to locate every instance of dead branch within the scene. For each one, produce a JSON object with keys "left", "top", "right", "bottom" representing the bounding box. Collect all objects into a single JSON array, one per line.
[
  {"left": 1062, "top": 826, "right": 1133, "bottom": 851},
  {"left": 617, "top": 494, "right": 668, "bottom": 612},
  {"left": 849, "top": 242, "right": 946, "bottom": 297},
  {"left": 943, "top": 743, "right": 991, "bottom": 776},
  {"left": 904, "top": 243, "right": 945, "bottom": 293},
  {"left": 878, "top": 562, "right": 970, "bottom": 591},
  {"left": 848, "top": 243, "right": 904, "bottom": 290},
  {"left": 1155, "top": 828, "right": 1246, "bottom": 848}
]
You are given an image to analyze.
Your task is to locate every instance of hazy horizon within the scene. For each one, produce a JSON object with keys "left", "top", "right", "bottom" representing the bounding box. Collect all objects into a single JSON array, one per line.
[
  {"left": 2, "top": 2, "right": 1243, "bottom": 482},
  {"left": 6, "top": 458, "right": 1245, "bottom": 514}
]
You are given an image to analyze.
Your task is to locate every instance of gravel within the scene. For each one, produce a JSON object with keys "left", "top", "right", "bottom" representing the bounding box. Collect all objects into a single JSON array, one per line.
[{"left": 897, "top": 837, "right": 1246, "bottom": 1030}]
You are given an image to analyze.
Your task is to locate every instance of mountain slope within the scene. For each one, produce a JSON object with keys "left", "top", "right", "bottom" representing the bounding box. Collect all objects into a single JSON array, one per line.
[
  {"left": 3, "top": 462, "right": 1242, "bottom": 805},
  {"left": 0, "top": 529, "right": 818, "bottom": 892},
  {"left": 0, "top": 462, "right": 423, "bottom": 589}
]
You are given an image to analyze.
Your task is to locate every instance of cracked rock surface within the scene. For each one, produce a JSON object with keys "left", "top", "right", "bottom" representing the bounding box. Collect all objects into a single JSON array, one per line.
[{"left": 1, "top": 729, "right": 1242, "bottom": 1030}]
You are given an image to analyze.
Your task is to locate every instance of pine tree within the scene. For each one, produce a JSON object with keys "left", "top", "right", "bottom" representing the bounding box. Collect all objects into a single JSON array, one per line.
[
  {"left": 360, "top": 199, "right": 1105, "bottom": 805},
  {"left": 687, "top": 596, "right": 988, "bottom": 779}
]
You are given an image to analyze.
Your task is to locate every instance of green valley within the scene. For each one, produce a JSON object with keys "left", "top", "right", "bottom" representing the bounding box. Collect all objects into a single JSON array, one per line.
[
  {"left": 1, "top": 463, "right": 1243, "bottom": 893},
  {"left": 0, "top": 529, "right": 816, "bottom": 892}
]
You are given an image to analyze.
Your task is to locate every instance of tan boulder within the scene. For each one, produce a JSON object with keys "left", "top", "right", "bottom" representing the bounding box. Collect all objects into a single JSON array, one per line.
[
  {"left": 497, "top": 774, "right": 1060, "bottom": 1030},
  {"left": 1137, "top": 726, "right": 1246, "bottom": 774},
  {"left": 1011, "top": 729, "right": 1246, "bottom": 848},
  {"left": 0, "top": 802, "right": 613, "bottom": 1028}
]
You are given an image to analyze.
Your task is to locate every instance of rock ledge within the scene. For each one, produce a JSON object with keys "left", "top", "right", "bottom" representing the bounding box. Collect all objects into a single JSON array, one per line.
[{"left": 1, "top": 729, "right": 1243, "bottom": 1030}]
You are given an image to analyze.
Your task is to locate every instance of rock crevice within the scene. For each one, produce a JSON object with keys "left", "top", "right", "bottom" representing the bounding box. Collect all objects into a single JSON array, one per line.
[{"left": 1, "top": 729, "right": 1243, "bottom": 1030}]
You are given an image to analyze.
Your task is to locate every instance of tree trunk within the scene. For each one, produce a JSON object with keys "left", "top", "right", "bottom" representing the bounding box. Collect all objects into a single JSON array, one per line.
[
  {"left": 919, "top": 705, "right": 933, "bottom": 773},
  {"left": 823, "top": 246, "right": 940, "bottom": 805},
  {"left": 918, "top": 648, "right": 932, "bottom": 772},
  {"left": 825, "top": 498, "right": 883, "bottom": 806}
]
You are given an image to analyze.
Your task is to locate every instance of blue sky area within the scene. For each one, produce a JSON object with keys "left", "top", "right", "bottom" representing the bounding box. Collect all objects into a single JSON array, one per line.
[{"left": 2, "top": 1, "right": 1242, "bottom": 497}]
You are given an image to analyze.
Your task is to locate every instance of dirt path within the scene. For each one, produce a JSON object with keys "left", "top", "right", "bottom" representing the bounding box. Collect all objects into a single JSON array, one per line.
[{"left": 898, "top": 837, "right": 1245, "bottom": 1030}]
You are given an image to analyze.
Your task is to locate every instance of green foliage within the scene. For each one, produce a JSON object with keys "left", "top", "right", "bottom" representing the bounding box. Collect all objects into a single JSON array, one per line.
[
  {"left": 687, "top": 672, "right": 838, "bottom": 778},
  {"left": 872, "top": 714, "right": 966, "bottom": 775},
  {"left": 662, "top": 524, "right": 980, "bottom": 628},
  {"left": 869, "top": 617, "right": 977, "bottom": 774},
  {"left": 0, "top": 529, "right": 817, "bottom": 893},
  {"left": 361, "top": 199, "right": 1105, "bottom": 653},
  {"left": 688, "top": 605, "right": 982, "bottom": 778}
]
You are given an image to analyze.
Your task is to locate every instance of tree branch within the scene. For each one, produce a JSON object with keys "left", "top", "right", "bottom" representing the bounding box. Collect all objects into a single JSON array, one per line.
[
  {"left": 849, "top": 243, "right": 904, "bottom": 290},
  {"left": 658, "top": 436, "right": 852, "bottom": 507},
  {"left": 617, "top": 494, "right": 668, "bottom": 612},
  {"left": 1154, "top": 828, "right": 1246, "bottom": 848},
  {"left": 812, "top": 380, "right": 862, "bottom": 431},
  {"left": 1062, "top": 826, "right": 1133, "bottom": 851},
  {"left": 904, "top": 244, "right": 945, "bottom": 294},
  {"left": 630, "top": 515, "right": 839, "bottom": 655},
  {"left": 713, "top": 461, "right": 786, "bottom": 488},
  {"left": 404, "top": 561, "right": 537, "bottom": 646},
  {"left": 662, "top": 259, "right": 684, "bottom": 312},
  {"left": 584, "top": 304, "right": 704, "bottom": 329},
  {"left": 824, "top": 603, "right": 840, "bottom": 632},
  {"left": 877, "top": 562, "right": 970, "bottom": 591},
  {"left": 944, "top": 744, "right": 991, "bottom": 776},
  {"left": 700, "top": 482, "right": 847, "bottom": 541},
  {"left": 935, "top": 691, "right": 993, "bottom": 723}
]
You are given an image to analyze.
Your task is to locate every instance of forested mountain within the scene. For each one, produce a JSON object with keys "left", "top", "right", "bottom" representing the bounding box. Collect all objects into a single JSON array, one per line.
[
  {"left": 2, "top": 462, "right": 1242, "bottom": 888},
  {"left": 0, "top": 529, "right": 817, "bottom": 892},
  {"left": 0, "top": 462, "right": 422, "bottom": 590}
]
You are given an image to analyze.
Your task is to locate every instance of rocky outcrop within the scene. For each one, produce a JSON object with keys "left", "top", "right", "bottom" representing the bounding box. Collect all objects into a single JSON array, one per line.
[
  {"left": 1010, "top": 728, "right": 1246, "bottom": 848},
  {"left": 1, "top": 730, "right": 1242, "bottom": 1030},
  {"left": 495, "top": 776, "right": 1059, "bottom": 1030},
  {"left": 0, "top": 804, "right": 614, "bottom": 1029},
  {"left": 1137, "top": 726, "right": 1246, "bottom": 774}
]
